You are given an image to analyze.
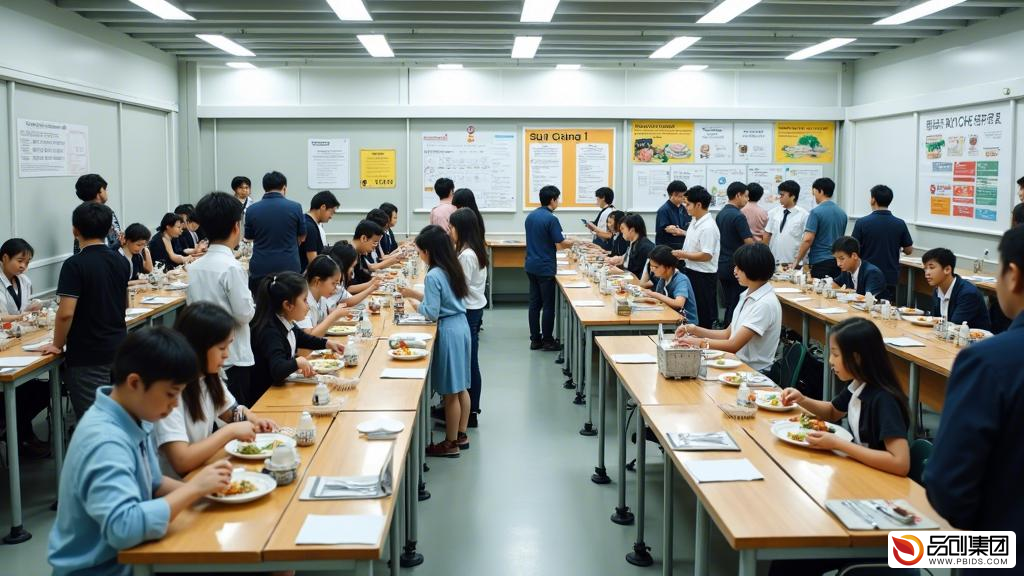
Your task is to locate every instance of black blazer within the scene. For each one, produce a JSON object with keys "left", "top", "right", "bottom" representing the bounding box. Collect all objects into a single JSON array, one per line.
[
  {"left": 624, "top": 237, "right": 655, "bottom": 280},
  {"left": 381, "top": 229, "right": 398, "bottom": 255},
  {"left": 930, "top": 275, "right": 991, "bottom": 330},
  {"left": 250, "top": 318, "right": 328, "bottom": 402}
]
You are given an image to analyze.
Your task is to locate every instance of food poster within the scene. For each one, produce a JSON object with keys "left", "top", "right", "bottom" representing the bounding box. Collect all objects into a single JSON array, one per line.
[
  {"left": 630, "top": 120, "right": 695, "bottom": 164},
  {"left": 746, "top": 165, "right": 786, "bottom": 210},
  {"left": 774, "top": 121, "right": 835, "bottom": 163},
  {"left": 734, "top": 123, "right": 774, "bottom": 163},
  {"left": 524, "top": 128, "right": 615, "bottom": 208},
  {"left": 695, "top": 123, "right": 734, "bottom": 163},
  {"left": 359, "top": 149, "right": 396, "bottom": 189},
  {"left": 918, "top": 103, "right": 1008, "bottom": 230},
  {"left": 706, "top": 165, "right": 747, "bottom": 209}
]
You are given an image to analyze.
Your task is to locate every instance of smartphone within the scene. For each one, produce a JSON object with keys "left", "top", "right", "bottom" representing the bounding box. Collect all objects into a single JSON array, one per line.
[{"left": 580, "top": 218, "right": 589, "bottom": 226}]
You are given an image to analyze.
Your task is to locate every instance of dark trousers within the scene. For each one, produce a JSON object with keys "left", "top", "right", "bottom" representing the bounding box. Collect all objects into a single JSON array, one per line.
[
  {"left": 809, "top": 260, "right": 840, "bottom": 279},
  {"left": 685, "top": 269, "right": 719, "bottom": 329},
  {"left": 65, "top": 364, "right": 112, "bottom": 419},
  {"left": 224, "top": 365, "right": 253, "bottom": 407},
  {"left": 527, "top": 272, "right": 556, "bottom": 342},
  {"left": 0, "top": 379, "right": 50, "bottom": 440},
  {"left": 718, "top": 271, "right": 744, "bottom": 326},
  {"left": 466, "top": 307, "right": 484, "bottom": 413}
]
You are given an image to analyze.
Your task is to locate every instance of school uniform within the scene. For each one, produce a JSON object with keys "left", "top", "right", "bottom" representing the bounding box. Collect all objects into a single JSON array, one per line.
[
  {"left": 609, "top": 232, "right": 629, "bottom": 258},
  {"left": 153, "top": 374, "right": 236, "bottom": 478},
  {"left": 48, "top": 387, "right": 168, "bottom": 576},
  {"left": 325, "top": 282, "right": 353, "bottom": 312},
  {"left": 681, "top": 212, "right": 720, "bottom": 329},
  {"left": 930, "top": 275, "right": 991, "bottom": 330},
  {"left": 765, "top": 205, "right": 809, "bottom": 266},
  {"left": 147, "top": 233, "right": 177, "bottom": 271},
  {"left": 172, "top": 230, "right": 196, "bottom": 256},
  {"left": 622, "top": 236, "right": 655, "bottom": 280},
  {"left": 299, "top": 213, "right": 325, "bottom": 271},
  {"left": 381, "top": 228, "right": 398, "bottom": 255},
  {"left": 524, "top": 206, "right": 564, "bottom": 344},
  {"left": 119, "top": 248, "right": 145, "bottom": 282},
  {"left": 459, "top": 248, "right": 487, "bottom": 414},
  {"left": 653, "top": 270, "right": 697, "bottom": 325},
  {"left": 295, "top": 291, "right": 328, "bottom": 331},
  {"left": 831, "top": 381, "right": 907, "bottom": 450},
  {"left": 834, "top": 260, "right": 888, "bottom": 299},
  {"left": 420, "top": 267, "right": 471, "bottom": 396},
  {"left": 245, "top": 191, "right": 305, "bottom": 288},
  {"left": 805, "top": 199, "right": 847, "bottom": 278},
  {"left": 250, "top": 315, "right": 328, "bottom": 402},
  {"left": 0, "top": 271, "right": 32, "bottom": 315},
  {"left": 730, "top": 282, "right": 781, "bottom": 372},
  {"left": 851, "top": 209, "right": 913, "bottom": 299},
  {"left": 353, "top": 253, "right": 374, "bottom": 285},
  {"left": 591, "top": 204, "right": 614, "bottom": 250},
  {"left": 716, "top": 204, "right": 754, "bottom": 326},
  {"left": 1, "top": 271, "right": 48, "bottom": 443},
  {"left": 655, "top": 200, "right": 690, "bottom": 249}
]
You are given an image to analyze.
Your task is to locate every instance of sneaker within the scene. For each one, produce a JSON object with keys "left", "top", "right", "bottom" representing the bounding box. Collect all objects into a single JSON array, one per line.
[
  {"left": 456, "top": 432, "right": 470, "bottom": 450},
  {"left": 425, "top": 440, "right": 460, "bottom": 458},
  {"left": 530, "top": 340, "right": 544, "bottom": 351},
  {"left": 467, "top": 412, "right": 479, "bottom": 428},
  {"left": 542, "top": 340, "right": 561, "bottom": 352}
]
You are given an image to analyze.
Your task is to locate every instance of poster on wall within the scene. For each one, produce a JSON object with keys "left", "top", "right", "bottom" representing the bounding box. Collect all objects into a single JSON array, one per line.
[
  {"left": 746, "top": 165, "right": 786, "bottom": 210},
  {"left": 528, "top": 143, "right": 563, "bottom": 205},
  {"left": 523, "top": 128, "right": 615, "bottom": 208},
  {"left": 706, "top": 165, "right": 747, "bottom": 209},
  {"left": 631, "top": 165, "right": 707, "bottom": 211},
  {"left": 421, "top": 130, "right": 517, "bottom": 211},
  {"left": 774, "top": 121, "right": 835, "bottom": 163},
  {"left": 17, "top": 118, "right": 90, "bottom": 178},
  {"left": 695, "top": 123, "right": 734, "bottom": 163},
  {"left": 308, "top": 138, "right": 350, "bottom": 189},
  {"left": 359, "top": 149, "right": 396, "bottom": 189},
  {"left": 575, "top": 143, "right": 610, "bottom": 202},
  {"left": 783, "top": 165, "right": 824, "bottom": 213},
  {"left": 918, "top": 103, "right": 1010, "bottom": 232},
  {"left": 630, "top": 120, "right": 695, "bottom": 164},
  {"left": 734, "top": 123, "right": 773, "bottom": 163}
]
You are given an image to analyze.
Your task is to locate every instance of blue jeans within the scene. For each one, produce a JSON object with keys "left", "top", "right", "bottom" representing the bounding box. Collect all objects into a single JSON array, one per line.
[
  {"left": 466, "top": 307, "right": 484, "bottom": 413},
  {"left": 527, "top": 272, "right": 556, "bottom": 342}
]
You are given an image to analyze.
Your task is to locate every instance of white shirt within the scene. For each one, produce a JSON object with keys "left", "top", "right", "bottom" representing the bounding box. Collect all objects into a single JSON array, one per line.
[
  {"left": 279, "top": 314, "right": 297, "bottom": 357},
  {"left": 153, "top": 373, "right": 236, "bottom": 477},
  {"left": 849, "top": 262, "right": 861, "bottom": 292},
  {"left": 847, "top": 380, "right": 867, "bottom": 447},
  {"left": 296, "top": 290, "right": 327, "bottom": 330},
  {"left": 185, "top": 244, "right": 255, "bottom": 367},
  {"left": 681, "top": 213, "right": 720, "bottom": 273},
  {"left": 765, "top": 205, "right": 808, "bottom": 265},
  {"left": 118, "top": 247, "right": 136, "bottom": 278},
  {"left": 318, "top": 223, "right": 328, "bottom": 247},
  {"left": 324, "top": 282, "right": 352, "bottom": 311},
  {"left": 0, "top": 272, "right": 32, "bottom": 315},
  {"left": 458, "top": 247, "right": 487, "bottom": 310},
  {"left": 593, "top": 205, "right": 613, "bottom": 241},
  {"left": 730, "top": 282, "right": 782, "bottom": 372},
  {"left": 937, "top": 276, "right": 956, "bottom": 318}
]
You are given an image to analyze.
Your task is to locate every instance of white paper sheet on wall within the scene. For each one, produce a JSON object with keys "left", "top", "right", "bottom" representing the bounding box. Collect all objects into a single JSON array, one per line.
[
  {"left": 17, "top": 118, "right": 90, "bottom": 178},
  {"left": 421, "top": 131, "right": 517, "bottom": 211},
  {"left": 307, "top": 138, "right": 350, "bottom": 189}
]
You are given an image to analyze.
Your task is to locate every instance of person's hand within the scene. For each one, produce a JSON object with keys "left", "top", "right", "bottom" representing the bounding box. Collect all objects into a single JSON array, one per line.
[
  {"left": 674, "top": 336, "right": 701, "bottom": 348},
  {"left": 326, "top": 340, "right": 345, "bottom": 354},
  {"left": 671, "top": 249, "right": 686, "bottom": 260},
  {"left": 398, "top": 286, "right": 416, "bottom": 298},
  {"left": 189, "top": 459, "right": 232, "bottom": 496},
  {"left": 665, "top": 225, "right": 680, "bottom": 235},
  {"left": 674, "top": 323, "right": 695, "bottom": 338},
  {"left": 585, "top": 222, "right": 597, "bottom": 232},
  {"left": 39, "top": 343, "right": 63, "bottom": 356},
  {"left": 780, "top": 387, "right": 804, "bottom": 406},
  {"left": 225, "top": 421, "right": 257, "bottom": 442},
  {"left": 248, "top": 414, "right": 277, "bottom": 433},
  {"left": 295, "top": 356, "right": 314, "bottom": 378},
  {"left": 642, "top": 289, "right": 657, "bottom": 298},
  {"left": 805, "top": 430, "right": 839, "bottom": 450},
  {"left": 27, "top": 300, "right": 43, "bottom": 312}
]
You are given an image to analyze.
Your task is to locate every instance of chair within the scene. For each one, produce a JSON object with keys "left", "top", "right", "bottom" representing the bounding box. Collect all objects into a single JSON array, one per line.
[
  {"left": 769, "top": 341, "right": 806, "bottom": 390},
  {"left": 909, "top": 438, "right": 933, "bottom": 487}
]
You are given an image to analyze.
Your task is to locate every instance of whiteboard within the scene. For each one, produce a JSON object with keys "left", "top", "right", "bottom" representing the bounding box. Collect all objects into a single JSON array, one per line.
[
  {"left": 421, "top": 131, "right": 516, "bottom": 211},
  {"left": 851, "top": 115, "right": 916, "bottom": 219}
]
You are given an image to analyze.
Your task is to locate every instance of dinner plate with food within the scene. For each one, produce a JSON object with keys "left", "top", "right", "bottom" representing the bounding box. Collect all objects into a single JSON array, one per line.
[
  {"left": 309, "top": 358, "right": 343, "bottom": 374},
  {"left": 206, "top": 470, "right": 276, "bottom": 504},
  {"left": 718, "top": 372, "right": 746, "bottom": 386},
  {"left": 771, "top": 415, "right": 853, "bottom": 448},
  {"left": 707, "top": 358, "right": 742, "bottom": 370},
  {"left": 388, "top": 343, "right": 429, "bottom": 360},
  {"left": 898, "top": 307, "right": 925, "bottom": 316},
  {"left": 310, "top": 349, "right": 340, "bottom": 360},
  {"left": 326, "top": 325, "right": 357, "bottom": 337},
  {"left": 225, "top": 433, "right": 297, "bottom": 460},
  {"left": 907, "top": 316, "right": 939, "bottom": 327},
  {"left": 701, "top": 350, "right": 725, "bottom": 360},
  {"left": 970, "top": 328, "right": 993, "bottom": 341},
  {"left": 754, "top": 390, "right": 796, "bottom": 412}
]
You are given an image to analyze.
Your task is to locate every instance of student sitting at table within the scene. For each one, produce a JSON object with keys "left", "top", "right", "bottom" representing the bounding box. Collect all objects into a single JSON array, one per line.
[
  {"left": 643, "top": 246, "right": 697, "bottom": 324},
  {"left": 325, "top": 241, "right": 381, "bottom": 307},
  {"left": 378, "top": 202, "right": 401, "bottom": 254},
  {"left": 172, "top": 204, "right": 207, "bottom": 258},
  {"left": 365, "top": 208, "right": 404, "bottom": 270},
  {"left": 831, "top": 236, "right": 888, "bottom": 299},
  {"left": 48, "top": 327, "right": 233, "bottom": 576},
  {"left": 249, "top": 271, "right": 343, "bottom": 402},
  {"left": 618, "top": 214, "right": 656, "bottom": 280},
  {"left": 351, "top": 219, "right": 385, "bottom": 285},
  {"left": 922, "top": 247, "right": 991, "bottom": 329},
  {"left": 149, "top": 212, "right": 191, "bottom": 271},
  {"left": 155, "top": 303, "right": 276, "bottom": 478},
  {"left": 299, "top": 190, "right": 339, "bottom": 271},
  {"left": 674, "top": 243, "right": 780, "bottom": 374},
  {"left": 120, "top": 223, "right": 154, "bottom": 286},
  {"left": 606, "top": 210, "right": 628, "bottom": 257},
  {"left": 297, "top": 255, "right": 353, "bottom": 337}
]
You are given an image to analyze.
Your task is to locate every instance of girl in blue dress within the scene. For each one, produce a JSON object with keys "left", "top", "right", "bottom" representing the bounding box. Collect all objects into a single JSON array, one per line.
[{"left": 400, "top": 225, "right": 472, "bottom": 457}]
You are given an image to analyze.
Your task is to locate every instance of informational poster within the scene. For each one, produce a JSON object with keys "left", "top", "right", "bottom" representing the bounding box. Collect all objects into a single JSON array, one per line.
[
  {"left": 631, "top": 120, "right": 694, "bottom": 164},
  {"left": 695, "top": 123, "right": 734, "bottom": 163},
  {"left": 421, "top": 130, "right": 517, "bottom": 210},
  {"left": 632, "top": 165, "right": 707, "bottom": 211},
  {"left": 307, "top": 138, "right": 350, "bottom": 189},
  {"left": 918, "top": 103, "right": 1010, "bottom": 232},
  {"left": 524, "top": 128, "right": 615, "bottom": 208},
  {"left": 734, "top": 123, "right": 773, "bottom": 163},
  {"left": 359, "top": 149, "right": 396, "bottom": 189},
  {"left": 783, "top": 165, "right": 824, "bottom": 213},
  {"left": 746, "top": 165, "right": 786, "bottom": 210},
  {"left": 774, "top": 121, "right": 835, "bottom": 163},
  {"left": 706, "top": 165, "right": 747, "bottom": 209},
  {"left": 17, "top": 118, "right": 90, "bottom": 178}
]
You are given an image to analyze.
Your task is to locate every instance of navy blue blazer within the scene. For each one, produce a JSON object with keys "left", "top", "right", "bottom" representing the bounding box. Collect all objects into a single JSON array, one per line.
[
  {"left": 930, "top": 275, "right": 991, "bottom": 330},
  {"left": 834, "top": 260, "right": 887, "bottom": 298}
]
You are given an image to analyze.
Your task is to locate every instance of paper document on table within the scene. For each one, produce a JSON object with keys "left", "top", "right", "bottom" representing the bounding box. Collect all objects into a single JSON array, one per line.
[
  {"left": 295, "top": 514, "right": 386, "bottom": 545},
  {"left": 963, "top": 275, "right": 995, "bottom": 283},
  {"left": 666, "top": 431, "right": 740, "bottom": 451},
  {"left": 825, "top": 499, "right": 939, "bottom": 531},
  {"left": 140, "top": 296, "right": 176, "bottom": 305},
  {"left": 556, "top": 270, "right": 578, "bottom": 276},
  {"left": 573, "top": 300, "right": 605, "bottom": 307},
  {"left": 774, "top": 287, "right": 802, "bottom": 293},
  {"left": 380, "top": 368, "right": 427, "bottom": 379},
  {"left": 22, "top": 340, "right": 53, "bottom": 352},
  {"left": 563, "top": 282, "right": 590, "bottom": 288},
  {"left": 883, "top": 337, "right": 926, "bottom": 347},
  {"left": 813, "top": 307, "right": 847, "bottom": 314},
  {"left": 611, "top": 354, "right": 657, "bottom": 364},
  {"left": 0, "top": 356, "right": 40, "bottom": 368},
  {"left": 684, "top": 459, "right": 764, "bottom": 483}
]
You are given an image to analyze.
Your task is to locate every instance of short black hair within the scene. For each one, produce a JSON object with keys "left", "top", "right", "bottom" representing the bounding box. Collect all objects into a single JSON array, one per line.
[
  {"left": 354, "top": 219, "right": 384, "bottom": 241},
  {"left": 747, "top": 182, "right": 764, "bottom": 203},
  {"left": 230, "top": 176, "right": 251, "bottom": 192},
  {"left": 595, "top": 187, "right": 614, "bottom": 204},
  {"left": 648, "top": 245, "right": 677, "bottom": 268},
  {"left": 311, "top": 190, "right": 340, "bottom": 211},
  {"left": 684, "top": 186, "right": 712, "bottom": 210},
  {"left": 831, "top": 235, "right": 861, "bottom": 256},
  {"left": 726, "top": 181, "right": 748, "bottom": 200},
  {"left": 195, "top": 191, "right": 243, "bottom": 242},
  {"left": 999, "top": 225, "right": 1024, "bottom": 275},
  {"left": 667, "top": 180, "right": 687, "bottom": 195},
  {"left": 173, "top": 204, "right": 195, "bottom": 220},
  {"left": 539, "top": 185, "right": 561, "bottom": 207},
  {"left": 1018, "top": 176, "right": 1024, "bottom": 188},
  {"left": 75, "top": 173, "right": 107, "bottom": 202},
  {"left": 813, "top": 177, "right": 835, "bottom": 198},
  {"left": 123, "top": 223, "right": 152, "bottom": 243},
  {"left": 262, "top": 171, "right": 287, "bottom": 192},
  {"left": 922, "top": 247, "right": 956, "bottom": 270},
  {"left": 608, "top": 210, "right": 626, "bottom": 229},
  {"left": 379, "top": 202, "right": 398, "bottom": 217},
  {"left": 434, "top": 178, "right": 455, "bottom": 200},
  {"left": 113, "top": 326, "right": 200, "bottom": 390},
  {"left": 365, "top": 208, "right": 389, "bottom": 227},
  {"left": 870, "top": 184, "right": 894, "bottom": 208},
  {"left": 72, "top": 202, "right": 113, "bottom": 240},
  {"left": 778, "top": 180, "right": 800, "bottom": 200},
  {"left": 0, "top": 238, "right": 33, "bottom": 260},
  {"left": 733, "top": 242, "right": 775, "bottom": 282},
  {"left": 1013, "top": 203, "right": 1024, "bottom": 228},
  {"left": 622, "top": 213, "right": 647, "bottom": 237}
]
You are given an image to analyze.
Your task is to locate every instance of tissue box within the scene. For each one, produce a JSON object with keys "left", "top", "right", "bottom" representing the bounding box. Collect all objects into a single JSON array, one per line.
[
  {"left": 656, "top": 341, "right": 701, "bottom": 379},
  {"left": 614, "top": 296, "right": 632, "bottom": 316}
]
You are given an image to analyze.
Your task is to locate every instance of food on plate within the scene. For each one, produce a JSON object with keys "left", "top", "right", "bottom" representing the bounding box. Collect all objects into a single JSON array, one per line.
[
  {"left": 311, "top": 350, "right": 339, "bottom": 360},
  {"left": 722, "top": 374, "right": 744, "bottom": 385},
  {"left": 898, "top": 307, "right": 923, "bottom": 315},
  {"left": 913, "top": 316, "right": 939, "bottom": 324},
  {"left": 237, "top": 439, "right": 283, "bottom": 455},
  {"left": 789, "top": 414, "right": 835, "bottom": 433},
  {"left": 969, "top": 330, "right": 989, "bottom": 340},
  {"left": 759, "top": 393, "right": 782, "bottom": 407},
  {"left": 711, "top": 359, "right": 736, "bottom": 367},
  {"left": 310, "top": 359, "right": 342, "bottom": 373},
  {"left": 388, "top": 337, "right": 426, "bottom": 350},
  {"left": 222, "top": 479, "right": 258, "bottom": 496},
  {"left": 786, "top": 430, "right": 807, "bottom": 442},
  {"left": 327, "top": 325, "right": 357, "bottom": 336},
  {"left": 391, "top": 341, "right": 417, "bottom": 357}
]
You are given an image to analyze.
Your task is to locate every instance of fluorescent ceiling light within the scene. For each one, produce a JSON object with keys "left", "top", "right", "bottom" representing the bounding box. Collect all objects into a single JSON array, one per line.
[
  {"left": 556, "top": 64, "right": 581, "bottom": 70},
  {"left": 196, "top": 34, "right": 255, "bottom": 57},
  {"left": 226, "top": 62, "right": 257, "bottom": 69},
  {"left": 512, "top": 36, "right": 542, "bottom": 59},
  {"left": 697, "top": 0, "right": 761, "bottom": 24},
  {"left": 326, "top": 0, "right": 372, "bottom": 21},
  {"left": 678, "top": 64, "right": 708, "bottom": 71},
  {"left": 785, "top": 38, "right": 856, "bottom": 60},
  {"left": 357, "top": 34, "right": 394, "bottom": 57},
  {"left": 874, "top": 0, "right": 967, "bottom": 25},
  {"left": 521, "top": 0, "right": 560, "bottom": 23},
  {"left": 437, "top": 64, "right": 463, "bottom": 69},
  {"left": 649, "top": 36, "right": 701, "bottom": 59},
  {"left": 129, "top": 0, "right": 193, "bottom": 20}
]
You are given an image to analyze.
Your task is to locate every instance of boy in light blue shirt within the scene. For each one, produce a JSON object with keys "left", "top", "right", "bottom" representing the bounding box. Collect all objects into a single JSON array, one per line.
[
  {"left": 794, "top": 177, "right": 847, "bottom": 279},
  {"left": 48, "top": 327, "right": 232, "bottom": 576},
  {"left": 644, "top": 245, "right": 698, "bottom": 324}
]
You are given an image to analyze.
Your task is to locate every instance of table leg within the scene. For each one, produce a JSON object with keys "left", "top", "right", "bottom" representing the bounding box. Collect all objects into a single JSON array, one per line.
[
  {"left": 573, "top": 326, "right": 590, "bottom": 404},
  {"left": 132, "top": 566, "right": 154, "bottom": 576},
  {"left": 611, "top": 380, "right": 633, "bottom": 525},
  {"left": 565, "top": 315, "right": 579, "bottom": 390},
  {"left": 908, "top": 362, "right": 920, "bottom": 440},
  {"left": 662, "top": 456, "right": 674, "bottom": 576},
  {"left": 563, "top": 311, "right": 575, "bottom": 384},
  {"left": 401, "top": 388, "right": 424, "bottom": 567},
  {"left": 581, "top": 351, "right": 601, "bottom": 435},
  {"left": 906, "top": 267, "right": 914, "bottom": 308},
  {"left": 50, "top": 363, "right": 65, "bottom": 492},
  {"left": 822, "top": 323, "right": 833, "bottom": 400},
  {"left": 418, "top": 376, "right": 430, "bottom": 501},
  {"left": 695, "top": 501, "right": 709, "bottom": 576},
  {"left": 738, "top": 549, "right": 756, "bottom": 576},
  {"left": 555, "top": 290, "right": 564, "bottom": 365},
  {"left": 626, "top": 407, "right": 653, "bottom": 566},
  {"left": 390, "top": 483, "right": 401, "bottom": 576},
  {"left": 3, "top": 382, "right": 30, "bottom": 544},
  {"left": 801, "top": 313, "right": 809, "bottom": 349},
  {"left": 593, "top": 368, "right": 611, "bottom": 484}
]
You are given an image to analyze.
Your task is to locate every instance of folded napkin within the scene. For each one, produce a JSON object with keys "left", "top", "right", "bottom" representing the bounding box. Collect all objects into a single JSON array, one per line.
[
  {"left": 295, "top": 515, "right": 385, "bottom": 545},
  {"left": 666, "top": 431, "right": 740, "bottom": 451}
]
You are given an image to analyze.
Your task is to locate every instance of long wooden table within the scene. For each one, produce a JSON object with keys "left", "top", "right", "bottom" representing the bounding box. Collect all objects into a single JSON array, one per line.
[
  {"left": 484, "top": 239, "right": 526, "bottom": 310},
  {"left": 899, "top": 255, "right": 996, "bottom": 307}
]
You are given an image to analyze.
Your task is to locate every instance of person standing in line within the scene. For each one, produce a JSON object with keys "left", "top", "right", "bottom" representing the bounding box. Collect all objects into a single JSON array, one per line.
[
  {"left": 584, "top": 187, "right": 616, "bottom": 250},
  {"left": 450, "top": 208, "right": 487, "bottom": 428},
  {"left": 72, "top": 173, "right": 122, "bottom": 255},
  {"left": 673, "top": 186, "right": 720, "bottom": 329},
  {"left": 742, "top": 182, "right": 769, "bottom": 242},
  {"left": 793, "top": 177, "right": 847, "bottom": 279},
  {"left": 524, "top": 185, "right": 575, "bottom": 350},
  {"left": 244, "top": 171, "right": 305, "bottom": 292},
  {"left": 430, "top": 177, "right": 458, "bottom": 233},
  {"left": 453, "top": 188, "right": 486, "bottom": 237},
  {"left": 716, "top": 182, "right": 755, "bottom": 326},
  {"left": 655, "top": 181, "right": 690, "bottom": 269},
  {"left": 232, "top": 176, "right": 253, "bottom": 215},
  {"left": 300, "top": 190, "right": 340, "bottom": 272},
  {"left": 763, "top": 180, "right": 809, "bottom": 267},
  {"left": 850, "top": 184, "right": 912, "bottom": 303}
]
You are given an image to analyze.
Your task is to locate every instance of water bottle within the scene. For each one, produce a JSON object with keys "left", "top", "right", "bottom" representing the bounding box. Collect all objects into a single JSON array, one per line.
[
  {"left": 295, "top": 411, "right": 316, "bottom": 447},
  {"left": 344, "top": 335, "right": 359, "bottom": 367},
  {"left": 957, "top": 321, "right": 970, "bottom": 347},
  {"left": 358, "top": 310, "right": 373, "bottom": 339},
  {"left": 737, "top": 380, "right": 752, "bottom": 408}
]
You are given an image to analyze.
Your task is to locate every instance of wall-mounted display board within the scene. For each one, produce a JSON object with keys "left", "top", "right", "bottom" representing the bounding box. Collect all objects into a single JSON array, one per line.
[
  {"left": 422, "top": 129, "right": 517, "bottom": 210},
  {"left": 17, "top": 118, "right": 90, "bottom": 177},
  {"left": 917, "top": 102, "right": 1012, "bottom": 234},
  {"left": 307, "top": 137, "right": 350, "bottom": 189},
  {"left": 774, "top": 121, "right": 835, "bottom": 163},
  {"left": 359, "top": 149, "right": 396, "bottom": 189},
  {"left": 523, "top": 127, "right": 615, "bottom": 209}
]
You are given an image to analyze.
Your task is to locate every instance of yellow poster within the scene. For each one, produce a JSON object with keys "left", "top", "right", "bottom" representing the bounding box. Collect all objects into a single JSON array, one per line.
[
  {"left": 630, "top": 120, "right": 695, "bottom": 164},
  {"left": 359, "top": 149, "right": 396, "bottom": 188},
  {"left": 774, "top": 121, "right": 835, "bottom": 163},
  {"left": 523, "top": 128, "right": 616, "bottom": 208}
]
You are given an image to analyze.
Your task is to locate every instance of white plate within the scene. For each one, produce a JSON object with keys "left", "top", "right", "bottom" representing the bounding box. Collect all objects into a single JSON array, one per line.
[
  {"left": 225, "top": 433, "right": 297, "bottom": 460},
  {"left": 707, "top": 358, "right": 741, "bottom": 370},
  {"left": 898, "top": 307, "right": 925, "bottom": 316},
  {"left": 969, "top": 328, "right": 993, "bottom": 340},
  {"left": 326, "top": 325, "right": 357, "bottom": 336},
  {"left": 388, "top": 348, "right": 428, "bottom": 361},
  {"left": 309, "top": 359, "right": 343, "bottom": 374},
  {"left": 206, "top": 471, "right": 276, "bottom": 504},
  {"left": 701, "top": 350, "right": 724, "bottom": 360},
  {"left": 908, "top": 316, "right": 939, "bottom": 327},
  {"left": 770, "top": 420, "right": 854, "bottom": 448},
  {"left": 356, "top": 418, "right": 405, "bottom": 435},
  {"left": 717, "top": 372, "right": 746, "bottom": 386},
  {"left": 754, "top": 391, "right": 796, "bottom": 412},
  {"left": 388, "top": 332, "right": 433, "bottom": 341},
  {"left": 165, "top": 281, "right": 188, "bottom": 291}
]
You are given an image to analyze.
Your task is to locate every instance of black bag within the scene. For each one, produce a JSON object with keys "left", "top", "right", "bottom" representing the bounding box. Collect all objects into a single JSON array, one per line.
[{"left": 796, "top": 348, "right": 825, "bottom": 401}]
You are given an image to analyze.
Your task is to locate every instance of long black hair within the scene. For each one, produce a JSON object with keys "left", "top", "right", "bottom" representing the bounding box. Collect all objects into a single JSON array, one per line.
[
  {"left": 327, "top": 241, "right": 359, "bottom": 286},
  {"left": 831, "top": 318, "right": 910, "bottom": 425},
  {"left": 415, "top": 225, "right": 469, "bottom": 300},
  {"left": 306, "top": 254, "right": 341, "bottom": 284},
  {"left": 453, "top": 188, "right": 486, "bottom": 236},
  {"left": 251, "top": 272, "right": 308, "bottom": 334},
  {"left": 173, "top": 302, "right": 237, "bottom": 422},
  {"left": 449, "top": 208, "right": 488, "bottom": 270},
  {"left": 157, "top": 212, "right": 181, "bottom": 236}
]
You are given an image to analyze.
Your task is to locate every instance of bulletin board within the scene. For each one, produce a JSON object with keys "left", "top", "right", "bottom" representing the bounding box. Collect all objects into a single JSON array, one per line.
[{"left": 523, "top": 127, "right": 616, "bottom": 209}]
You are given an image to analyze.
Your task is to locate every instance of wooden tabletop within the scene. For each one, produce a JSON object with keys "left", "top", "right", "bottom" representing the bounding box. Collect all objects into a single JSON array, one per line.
[
  {"left": 557, "top": 272, "right": 681, "bottom": 327},
  {"left": 900, "top": 256, "right": 996, "bottom": 292},
  {"left": 596, "top": 336, "right": 714, "bottom": 407}
]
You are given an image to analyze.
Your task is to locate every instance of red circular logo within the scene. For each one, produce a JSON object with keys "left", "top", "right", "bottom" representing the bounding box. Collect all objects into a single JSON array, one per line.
[{"left": 892, "top": 534, "right": 925, "bottom": 566}]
